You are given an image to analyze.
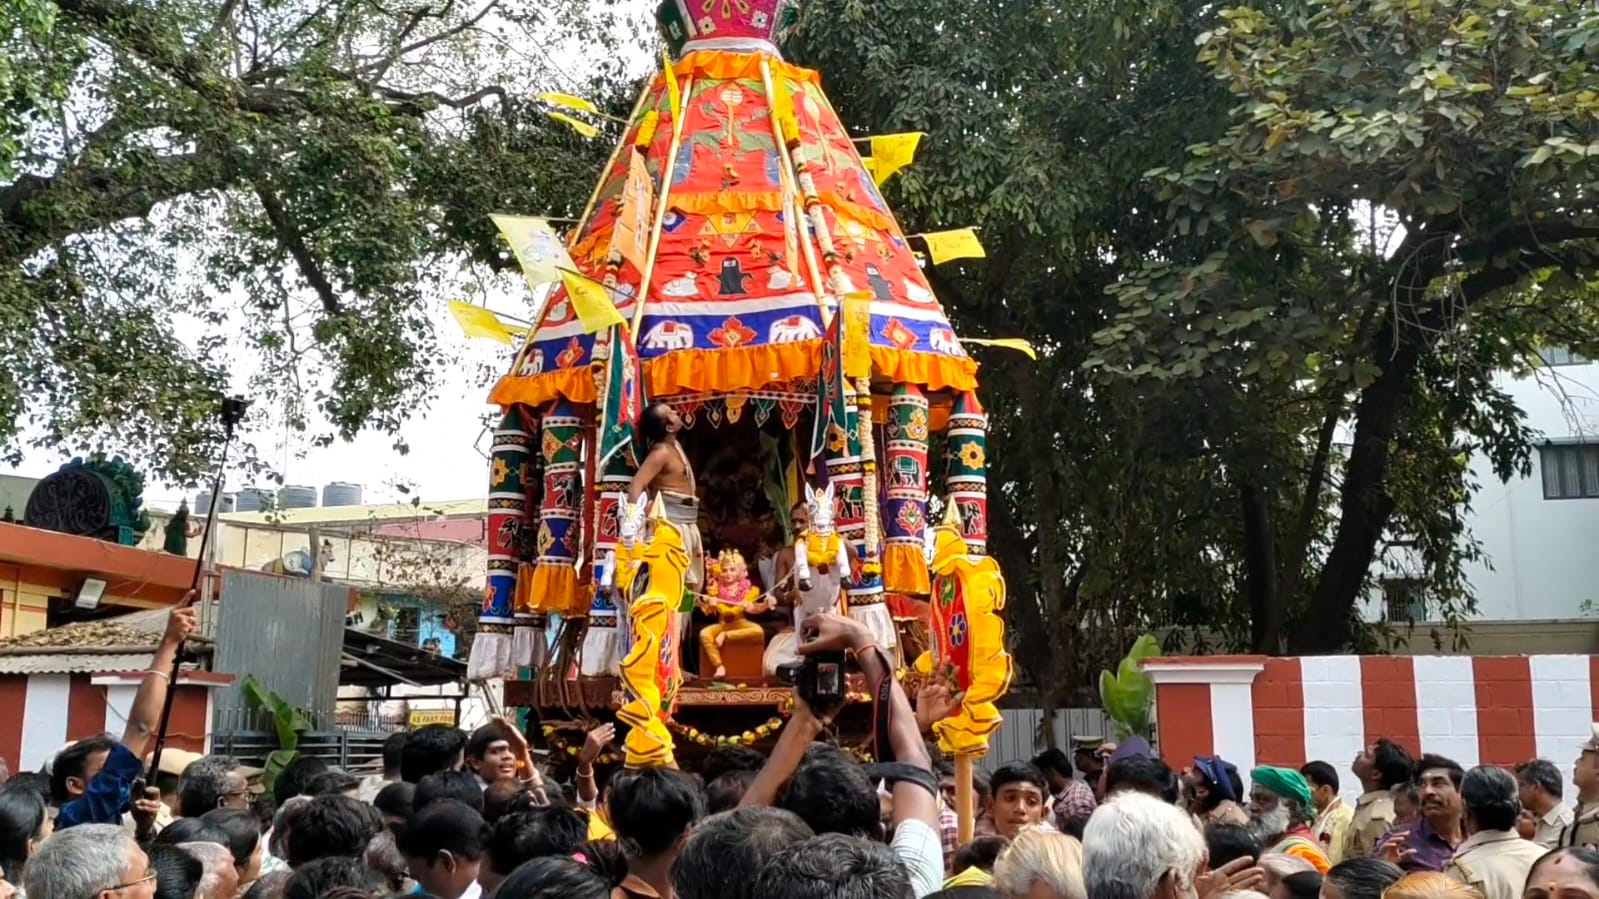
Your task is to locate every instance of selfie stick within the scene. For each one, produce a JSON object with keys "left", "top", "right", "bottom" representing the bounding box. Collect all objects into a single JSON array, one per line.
[{"left": 147, "top": 396, "right": 249, "bottom": 780}]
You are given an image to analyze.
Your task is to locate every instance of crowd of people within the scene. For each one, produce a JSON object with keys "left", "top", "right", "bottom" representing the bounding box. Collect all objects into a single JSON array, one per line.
[{"left": 2, "top": 604, "right": 1598, "bottom": 899}]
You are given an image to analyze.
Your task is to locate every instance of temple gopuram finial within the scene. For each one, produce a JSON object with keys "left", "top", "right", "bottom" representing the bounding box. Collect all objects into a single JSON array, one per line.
[{"left": 655, "top": 0, "right": 801, "bottom": 59}]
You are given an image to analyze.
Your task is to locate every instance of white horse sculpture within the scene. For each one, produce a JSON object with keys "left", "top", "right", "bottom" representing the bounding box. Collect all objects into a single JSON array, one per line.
[
  {"left": 792, "top": 481, "right": 851, "bottom": 633},
  {"left": 583, "top": 493, "right": 651, "bottom": 677}
]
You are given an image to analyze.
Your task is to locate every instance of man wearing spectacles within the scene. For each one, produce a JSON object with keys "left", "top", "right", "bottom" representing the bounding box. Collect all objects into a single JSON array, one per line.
[{"left": 22, "top": 823, "right": 158, "bottom": 899}]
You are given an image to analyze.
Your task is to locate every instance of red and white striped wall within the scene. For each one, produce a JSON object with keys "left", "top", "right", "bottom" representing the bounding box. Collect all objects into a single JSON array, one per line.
[
  {"left": 1145, "top": 655, "right": 1596, "bottom": 801},
  {"left": 0, "top": 671, "right": 232, "bottom": 772}
]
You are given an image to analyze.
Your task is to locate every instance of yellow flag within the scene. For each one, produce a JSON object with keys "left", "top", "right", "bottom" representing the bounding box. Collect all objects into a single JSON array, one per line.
[
  {"left": 662, "top": 50, "right": 682, "bottom": 123},
  {"left": 869, "top": 132, "right": 923, "bottom": 184},
  {"left": 449, "top": 301, "right": 514, "bottom": 344},
  {"left": 860, "top": 156, "right": 876, "bottom": 180},
  {"left": 547, "top": 111, "right": 599, "bottom": 139},
  {"left": 770, "top": 72, "right": 798, "bottom": 146},
  {"left": 492, "top": 214, "right": 576, "bottom": 289},
  {"left": 558, "top": 268, "right": 626, "bottom": 334},
  {"left": 961, "top": 337, "right": 1037, "bottom": 360},
  {"left": 920, "top": 228, "right": 986, "bottom": 265},
  {"left": 841, "top": 290, "right": 872, "bottom": 380},
  {"left": 539, "top": 92, "right": 598, "bottom": 114},
  {"left": 612, "top": 151, "right": 655, "bottom": 274}
]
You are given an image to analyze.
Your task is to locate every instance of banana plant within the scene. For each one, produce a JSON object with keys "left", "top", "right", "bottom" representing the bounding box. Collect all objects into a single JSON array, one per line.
[
  {"left": 1097, "top": 634, "right": 1161, "bottom": 740},
  {"left": 242, "top": 675, "right": 314, "bottom": 792}
]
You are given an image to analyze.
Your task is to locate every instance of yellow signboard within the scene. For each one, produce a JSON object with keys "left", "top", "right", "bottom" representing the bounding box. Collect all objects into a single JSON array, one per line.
[{"left": 408, "top": 709, "right": 457, "bottom": 727}]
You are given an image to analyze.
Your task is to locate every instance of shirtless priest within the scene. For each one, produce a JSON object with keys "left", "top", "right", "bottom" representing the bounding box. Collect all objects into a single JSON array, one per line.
[{"left": 628, "top": 402, "right": 704, "bottom": 592}]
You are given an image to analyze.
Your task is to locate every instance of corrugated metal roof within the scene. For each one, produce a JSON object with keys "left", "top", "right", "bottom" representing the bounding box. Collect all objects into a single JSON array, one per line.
[
  {"left": 0, "top": 651, "right": 154, "bottom": 675},
  {"left": 219, "top": 497, "right": 485, "bottom": 527}
]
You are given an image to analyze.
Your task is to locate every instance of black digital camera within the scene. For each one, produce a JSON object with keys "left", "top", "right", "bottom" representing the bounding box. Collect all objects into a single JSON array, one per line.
[{"left": 776, "top": 650, "right": 848, "bottom": 713}]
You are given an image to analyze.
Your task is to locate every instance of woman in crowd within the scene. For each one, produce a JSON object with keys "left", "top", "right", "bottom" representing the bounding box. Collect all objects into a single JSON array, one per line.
[
  {"left": 0, "top": 781, "right": 51, "bottom": 892},
  {"left": 1523, "top": 847, "right": 1599, "bottom": 899}
]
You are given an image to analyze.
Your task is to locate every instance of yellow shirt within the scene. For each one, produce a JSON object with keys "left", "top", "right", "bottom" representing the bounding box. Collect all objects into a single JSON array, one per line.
[{"left": 1316, "top": 799, "right": 1355, "bottom": 865}]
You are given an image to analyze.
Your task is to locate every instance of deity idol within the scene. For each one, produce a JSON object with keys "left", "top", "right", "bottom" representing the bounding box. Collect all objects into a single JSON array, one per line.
[{"left": 698, "top": 549, "right": 770, "bottom": 678}]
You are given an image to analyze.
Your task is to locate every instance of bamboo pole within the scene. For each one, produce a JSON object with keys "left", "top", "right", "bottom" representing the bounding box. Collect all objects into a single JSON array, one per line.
[
  {"left": 956, "top": 754, "right": 975, "bottom": 844},
  {"left": 631, "top": 73, "right": 696, "bottom": 337},
  {"left": 763, "top": 57, "right": 888, "bottom": 605},
  {"left": 759, "top": 58, "right": 832, "bottom": 330},
  {"left": 505, "top": 79, "right": 655, "bottom": 383}
]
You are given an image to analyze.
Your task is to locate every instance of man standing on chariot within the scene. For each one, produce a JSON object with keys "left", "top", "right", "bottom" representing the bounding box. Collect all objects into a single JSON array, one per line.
[{"left": 628, "top": 401, "right": 704, "bottom": 593}]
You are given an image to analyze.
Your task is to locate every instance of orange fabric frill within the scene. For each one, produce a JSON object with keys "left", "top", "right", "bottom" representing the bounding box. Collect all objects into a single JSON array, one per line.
[
  {"left": 882, "top": 544, "right": 932, "bottom": 596},
  {"left": 528, "top": 561, "right": 579, "bottom": 617},
  {"left": 491, "top": 343, "right": 979, "bottom": 410},
  {"left": 871, "top": 347, "right": 978, "bottom": 395},
  {"left": 645, "top": 340, "right": 819, "bottom": 397},
  {"left": 491, "top": 367, "right": 597, "bottom": 409}
]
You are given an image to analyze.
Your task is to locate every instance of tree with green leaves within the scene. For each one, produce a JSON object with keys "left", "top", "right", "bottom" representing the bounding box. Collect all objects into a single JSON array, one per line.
[
  {"left": 789, "top": 0, "right": 1276, "bottom": 710},
  {"left": 1, "top": 0, "right": 637, "bottom": 483},
  {"left": 1092, "top": 0, "right": 1598, "bottom": 651}
]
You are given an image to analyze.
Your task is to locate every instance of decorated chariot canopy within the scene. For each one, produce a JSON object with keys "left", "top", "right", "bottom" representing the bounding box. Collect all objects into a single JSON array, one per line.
[
  {"left": 468, "top": 0, "right": 999, "bottom": 686},
  {"left": 487, "top": 0, "right": 978, "bottom": 412}
]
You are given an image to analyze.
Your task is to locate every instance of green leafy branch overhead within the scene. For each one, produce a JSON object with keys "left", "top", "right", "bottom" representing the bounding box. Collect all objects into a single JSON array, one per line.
[{"left": 0, "top": 0, "right": 637, "bottom": 483}]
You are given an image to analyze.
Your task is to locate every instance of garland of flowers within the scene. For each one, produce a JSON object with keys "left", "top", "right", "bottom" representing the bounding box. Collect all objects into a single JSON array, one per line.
[
  {"left": 664, "top": 716, "right": 876, "bottom": 762},
  {"left": 669, "top": 716, "right": 787, "bottom": 748}
]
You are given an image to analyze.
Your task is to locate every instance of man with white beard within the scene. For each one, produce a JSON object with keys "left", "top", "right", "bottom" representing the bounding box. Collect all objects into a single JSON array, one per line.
[{"left": 1248, "top": 767, "right": 1332, "bottom": 873}]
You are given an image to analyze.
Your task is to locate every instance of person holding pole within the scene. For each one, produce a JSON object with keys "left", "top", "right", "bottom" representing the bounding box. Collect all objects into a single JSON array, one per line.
[{"left": 55, "top": 599, "right": 197, "bottom": 829}]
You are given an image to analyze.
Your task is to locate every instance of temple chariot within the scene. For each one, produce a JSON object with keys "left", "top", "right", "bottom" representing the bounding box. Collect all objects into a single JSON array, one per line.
[{"left": 468, "top": 0, "right": 1007, "bottom": 769}]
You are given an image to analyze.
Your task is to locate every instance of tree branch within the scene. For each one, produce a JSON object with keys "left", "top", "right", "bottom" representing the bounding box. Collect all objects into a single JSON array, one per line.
[
  {"left": 0, "top": 152, "right": 234, "bottom": 264},
  {"left": 365, "top": 0, "right": 502, "bottom": 83},
  {"left": 253, "top": 184, "right": 344, "bottom": 315},
  {"left": 372, "top": 83, "right": 507, "bottom": 110}
]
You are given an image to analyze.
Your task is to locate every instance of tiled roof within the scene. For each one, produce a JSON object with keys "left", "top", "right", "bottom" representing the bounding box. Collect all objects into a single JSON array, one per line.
[{"left": 0, "top": 606, "right": 171, "bottom": 650}]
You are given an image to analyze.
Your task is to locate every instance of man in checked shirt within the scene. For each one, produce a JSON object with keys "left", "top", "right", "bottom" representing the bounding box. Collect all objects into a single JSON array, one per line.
[{"left": 1035, "top": 746, "right": 1098, "bottom": 830}]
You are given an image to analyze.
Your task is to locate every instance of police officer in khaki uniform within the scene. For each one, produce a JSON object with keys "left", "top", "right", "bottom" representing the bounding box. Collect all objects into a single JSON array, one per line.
[
  {"left": 1444, "top": 766, "right": 1546, "bottom": 899},
  {"left": 1560, "top": 725, "right": 1599, "bottom": 849},
  {"left": 1344, "top": 738, "right": 1410, "bottom": 859}
]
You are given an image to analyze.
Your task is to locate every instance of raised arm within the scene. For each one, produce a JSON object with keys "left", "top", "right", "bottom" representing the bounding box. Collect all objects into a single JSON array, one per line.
[
  {"left": 57, "top": 601, "right": 196, "bottom": 829},
  {"left": 125, "top": 603, "right": 197, "bottom": 754},
  {"left": 800, "top": 613, "right": 941, "bottom": 896}
]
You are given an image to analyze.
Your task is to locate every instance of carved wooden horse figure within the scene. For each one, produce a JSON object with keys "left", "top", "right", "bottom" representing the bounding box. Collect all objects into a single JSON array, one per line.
[{"left": 792, "top": 481, "right": 852, "bottom": 633}]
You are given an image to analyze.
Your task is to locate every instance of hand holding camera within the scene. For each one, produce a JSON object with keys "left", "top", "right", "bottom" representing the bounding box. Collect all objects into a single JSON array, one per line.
[
  {"left": 797, "top": 612, "right": 870, "bottom": 655},
  {"left": 775, "top": 613, "right": 871, "bottom": 718}
]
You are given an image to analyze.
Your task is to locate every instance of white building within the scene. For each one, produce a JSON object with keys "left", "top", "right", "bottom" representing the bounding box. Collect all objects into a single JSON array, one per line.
[{"left": 1366, "top": 348, "right": 1599, "bottom": 626}]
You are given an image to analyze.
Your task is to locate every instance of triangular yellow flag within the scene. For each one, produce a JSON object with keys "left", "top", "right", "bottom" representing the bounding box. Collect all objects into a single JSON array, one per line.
[
  {"left": 539, "top": 92, "right": 598, "bottom": 115},
  {"left": 869, "top": 132, "right": 923, "bottom": 184},
  {"left": 961, "top": 337, "right": 1037, "bottom": 360},
  {"left": 449, "top": 301, "right": 514, "bottom": 344},
  {"left": 558, "top": 268, "right": 626, "bottom": 334},
  {"left": 920, "top": 228, "right": 986, "bottom": 265},
  {"left": 662, "top": 49, "right": 682, "bottom": 123},
  {"left": 491, "top": 214, "right": 576, "bottom": 289},
  {"left": 860, "top": 156, "right": 876, "bottom": 180},
  {"left": 547, "top": 111, "right": 599, "bottom": 139}
]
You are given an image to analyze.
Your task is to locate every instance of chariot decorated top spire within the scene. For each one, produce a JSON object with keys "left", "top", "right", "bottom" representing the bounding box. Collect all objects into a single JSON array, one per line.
[{"left": 656, "top": 0, "right": 801, "bottom": 58}]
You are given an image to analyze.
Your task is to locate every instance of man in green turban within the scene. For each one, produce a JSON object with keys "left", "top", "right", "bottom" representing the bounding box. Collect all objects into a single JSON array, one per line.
[{"left": 1249, "top": 765, "right": 1332, "bottom": 873}]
